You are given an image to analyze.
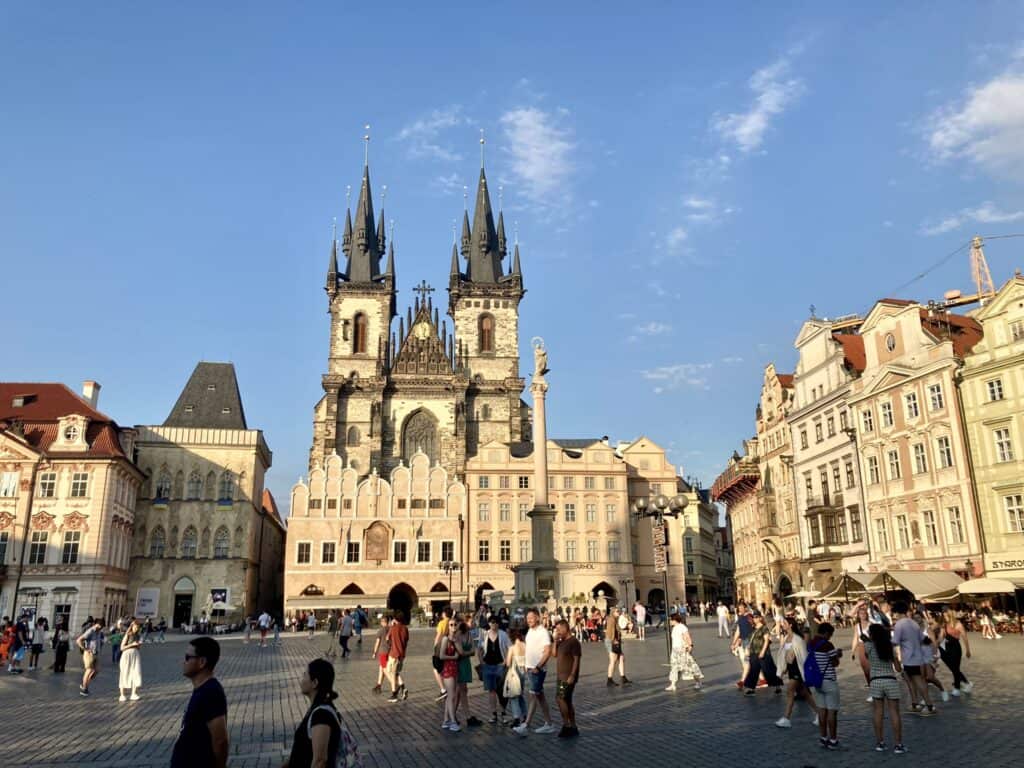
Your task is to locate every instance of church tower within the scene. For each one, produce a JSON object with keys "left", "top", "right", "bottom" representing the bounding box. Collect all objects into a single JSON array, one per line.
[
  {"left": 448, "top": 163, "right": 527, "bottom": 455},
  {"left": 312, "top": 160, "right": 396, "bottom": 473}
]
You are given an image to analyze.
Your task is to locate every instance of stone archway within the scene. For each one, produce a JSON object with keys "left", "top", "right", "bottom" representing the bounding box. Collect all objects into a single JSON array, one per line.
[
  {"left": 474, "top": 582, "right": 495, "bottom": 608},
  {"left": 776, "top": 574, "right": 794, "bottom": 599},
  {"left": 387, "top": 583, "right": 418, "bottom": 624},
  {"left": 647, "top": 588, "right": 665, "bottom": 610},
  {"left": 401, "top": 409, "right": 438, "bottom": 466},
  {"left": 172, "top": 576, "right": 196, "bottom": 628}
]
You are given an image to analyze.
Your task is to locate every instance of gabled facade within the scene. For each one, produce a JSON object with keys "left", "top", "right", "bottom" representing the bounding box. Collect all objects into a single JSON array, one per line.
[{"left": 712, "top": 441, "right": 762, "bottom": 604}]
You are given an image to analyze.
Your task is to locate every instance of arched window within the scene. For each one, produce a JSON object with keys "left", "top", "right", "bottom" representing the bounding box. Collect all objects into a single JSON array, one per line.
[
  {"left": 218, "top": 471, "right": 234, "bottom": 502},
  {"left": 353, "top": 313, "right": 368, "bottom": 354},
  {"left": 155, "top": 471, "right": 172, "bottom": 501},
  {"left": 479, "top": 314, "right": 495, "bottom": 353},
  {"left": 481, "top": 404, "right": 492, "bottom": 420},
  {"left": 402, "top": 410, "right": 438, "bottom": 466},
  {"left": 149, "top": 527, "right": 166, "bottom": 558},
  {"left": 173, "top": 471, "right": 184, "bottom": 499},
  {"left": 180, "top": 527, "right": 197, "bottom": 559},
  {"left": 346, "top": 426, "right": 361, "bottom": 446},
  {"left": 213, "top": 527, "right": 230, "bottom": 559},
  {"left": 187, "top": 471, "right": 202, "bottom": 500}
]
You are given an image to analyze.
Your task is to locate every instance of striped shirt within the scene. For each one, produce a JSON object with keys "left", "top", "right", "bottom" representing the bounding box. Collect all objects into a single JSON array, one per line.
[{"left": 811, "top": 639, "right": 839, "bottom": 681}]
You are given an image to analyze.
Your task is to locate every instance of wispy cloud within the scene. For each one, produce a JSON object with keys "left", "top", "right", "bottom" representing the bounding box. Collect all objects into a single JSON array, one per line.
[
  {"left": 635, "top": 321, "right": 672, "bottom": 336},
  {"left": 500, "top": 106, "right": 576, "bottom": 210},
  {"left": 721, "top": 356, "right": 744, "bottom": 364},
  {"left": 433, "top": 172, "right": 464, "bottom": 194},
  {"left": 396, "top": 106, "right": 470, "bottom": 162},
  {"left": 683, "top": 195, "right": 735, "bottom": 224},
  {"left": 641, "top": 362, "right": 714, "bottom": 393},
  {"left": 920, "top": 201, "right": 1024, "bottom": 236},
  {"left": 713, "top": 57, "right": 805, "bottom": 153},
  {"left": 665, "top": 226, "right": 688, "bottom": 251}
]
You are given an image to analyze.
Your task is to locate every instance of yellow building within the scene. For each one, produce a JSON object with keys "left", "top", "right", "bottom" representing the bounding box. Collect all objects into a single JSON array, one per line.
[{"left": 959, "top": 275, "right": 1024, "bottom": 585}]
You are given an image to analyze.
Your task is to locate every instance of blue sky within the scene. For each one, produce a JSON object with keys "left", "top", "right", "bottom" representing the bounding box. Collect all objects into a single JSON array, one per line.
[{"left": 3, "top": 3, "right": 1024, "bottom": 511}]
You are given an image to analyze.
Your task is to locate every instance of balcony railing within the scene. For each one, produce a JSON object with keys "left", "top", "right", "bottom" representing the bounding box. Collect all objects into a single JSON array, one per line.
[{"left": 806, "top": 493, "right": 843, "bottom": 510}]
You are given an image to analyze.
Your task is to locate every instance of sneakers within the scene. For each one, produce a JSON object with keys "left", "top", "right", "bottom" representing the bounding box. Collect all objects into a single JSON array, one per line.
[
  {"left": 387, "top": 693, "right": 399, "bottom": 703},
  {"left": 467, "top": 716, "right": 483, "bottom": 727},
  {"left": 941, "top": 690, "right": 950, "bottom": 702},
  {"left": 774, "top": 717, "right": 792, "bottom": 728},
  {"left": 118, "top": 695, "right": 128, "bottom": 703},
  {"left": 744, "top": 689, "right": 756, "bottom": 696},
  {"left": 894, "top": 744, "right": 907, "bottom": 755},
  {"left": 489, "top": 713, "right": 499, "bottom": 725},
  {"left": 826, "top": 739, "right": 840, "bottom": 751},
  {"left": 962, "top": 682, "right": 973, "bottom": 693},
  {"left": 372, "top": 684, "right": 382, "bottom": 694},
  {"left": 534, "top": 722, "right": 558, "bottom": 734},
  {"left": 435, "top": 690, "right": 448, "bottom": 702},
  {"left": 951, "top": 688, "right": 961, "bottom": 697},
  {"left": 448, "top": 722, "right": 461, "bottom": 732},
  {"left": 694, "top": 681, "right": 703, "bottom": 690},
  {"left": 79, "top": 687, "right": 90, "bottom": 697},
  {"left": 129, "top": 694, "right": 140, "bottom": 701},
  {"left": 512, "top": 723, "right": 528, "bottom": 736},
  {"left": 866, "top": 695, "right": 874, "bottom": 703},
  {"left": 812, "top": 714, "right": 819, "bottom": 726},
  {"left": 557, "top": 726, "right": 571, "bottom": 738},
  {"left": 401, "top": 687, "right": 409, "bottom": 701},
  {"left": 665, "top": 685, "right": 677, "bottom": 692},
  {"left": 875, "top": 743, "right": 886, "bottom": 753}
]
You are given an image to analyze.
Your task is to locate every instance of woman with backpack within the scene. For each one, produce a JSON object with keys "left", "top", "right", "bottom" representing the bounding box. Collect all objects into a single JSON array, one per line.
[
  {"left": 772, "top": 615, "right": 818, "bottom": 728},
  {"left": 285, "top": 658, "right": 361, "bottom": 768}
]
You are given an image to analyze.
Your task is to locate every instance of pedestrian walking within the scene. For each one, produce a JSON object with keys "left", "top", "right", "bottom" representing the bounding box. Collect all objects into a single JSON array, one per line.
[
  {"left": 454, "top": 620, "right": 481, "bottom": 726},
  {"left": 327, "top": 610, "right": 339, "bottom": 646},
  {"left": 478, "top": 615, "right": 510, "bottom": 724},
  {"left": 283, "top": 658, "right": 361, "bottom": 768},
  {"left": 244, "top": 615, "right": 253, "bottom": 645},
  {"left": 938, "top": 609, "right": 972, "bottom": 695},
  {"left": 257, "top": 610, "right": 271, "bottom": 648},
  {"left": 109, "top": 620, "right": 124, "bottom": 665},
  {"left": 171, "top": 637, "right": 229, "bottom": 768},
  {"left": 339, "top": 609, "right": 354, "bottom": 658},
  {"left": 503, "top": 628, "right": 527, "bottom": 732},
  {"left": 522, "top": 608, "right": 557, "bottom": 734},
  {"left": 371, "top": 615, "right": 389, "bottom": 694},
  {"left": 666, "top": 612, "right": 704, "bottom": 691},
  {"left": 76, "top": 618, "right": 104, "bottom": 696},
  {"left": 554, "top": 619, "right": 581, "bottom": 738},
  {"left": 385, "top": 615, "right": 409, "bottom": 703},
  {"left": 808, "top": 622, "right": 842, "bottom": 750},
  {"left": 28, "top": 617, "right": 47, "bottom": 671},
  {"left": 157, "top": 617, "right": 167, "bottom": 643},
  {"left": 118, "top": 617, "right": 144, "bottom": 702},
  {"left": 891, "top": 601, "right": 935, "bottom": 715},
  {"left": 52, "top": 621, "right": 70, "bottom": 673},
  {"left": 7, "top": 614, "right": 29, "bottom": 674},
  {"left": 439, "top": 621, "right": 461, "bottom": 731},
  {"left": 354, "top": 605, "right": 366, "bottom": 646},
  {"left": 773, "top": 616, "right": 817, "bottom": 728},
  {"left": 730, "top": 601, "right": 754, "bottom": 686},
  {"left": 859, "top": 623, "right": 906, "bottom": 754},
  {"left": 742, "top": 611, "right": 783, "bottom": 694},
  {"left": 432, "top": 606, "right": 453, "bottom": 702},
  {"left": 633, "top": 601, "right": 646, "bottom": 641},
  {"left": 717, "top": 601, "right": 730, "bottom": 638},
  {"left": 604, "top": 607, "right": 631, "bottom": 687},
  {"left": 306, "top": 612, "right": 317, "bottom": 639}
]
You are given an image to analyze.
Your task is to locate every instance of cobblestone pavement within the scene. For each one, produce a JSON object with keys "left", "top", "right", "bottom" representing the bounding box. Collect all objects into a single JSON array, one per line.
[{"left": 1, "top": 620, "right": 1021, "bottom": 767}]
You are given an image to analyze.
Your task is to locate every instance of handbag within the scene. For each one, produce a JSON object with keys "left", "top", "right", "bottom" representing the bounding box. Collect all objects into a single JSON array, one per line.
[{"left": 503, "top": 659, "right": 522, "bottom": 697}]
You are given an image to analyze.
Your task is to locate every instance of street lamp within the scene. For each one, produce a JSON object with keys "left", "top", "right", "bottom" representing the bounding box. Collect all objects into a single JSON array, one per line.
[
  {"left": 439, "top": 561, "right": 462, "bottom": 609},
  {"left": 633, "top": 493, "right": 689, "bottom": 663}
]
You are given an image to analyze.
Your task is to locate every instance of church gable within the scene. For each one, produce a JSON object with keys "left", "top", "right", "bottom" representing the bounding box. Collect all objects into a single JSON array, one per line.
[{"left": 392, "top": 291, "right": 455, "bottom": 377}]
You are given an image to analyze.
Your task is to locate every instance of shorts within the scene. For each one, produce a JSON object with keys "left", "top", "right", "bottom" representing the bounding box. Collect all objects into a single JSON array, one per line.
[
  {"left": 386, "top": 656, "right": 404, "bottom": 677},
  {"left": 31, "top": 644, "right": 43, "bottom": 654},
  {"left": 378, "top": 653, "right": 389, "bottom": 669},
  {"left": 902, "top": 664, "right": 922, "bottom": 677},
  {"left": 814, "top": 678, "right": 840, "bottom": 711},
  {"left": 432, "top": 656, "right": 444, "bottom": 674},
  {"left": 605, "top": 639, "right": 621, "bottom": 656},
  {"left": 556, "top": 680, "right": 575, "bottom": 702},
  {"left": 870, "top": 676, "right": 901, "bottom": 701},
  {"left": 13, "top": 647, "right": 26, "bottom": 662},
  {"left": 482, "top": 663, "right": 505, "bottom": 692},
  {"left": 82, "top": 650, "right": 97, "bottom": 670},
  {"left": 527, "top": 668, "right": 546, "bottom": 695}
]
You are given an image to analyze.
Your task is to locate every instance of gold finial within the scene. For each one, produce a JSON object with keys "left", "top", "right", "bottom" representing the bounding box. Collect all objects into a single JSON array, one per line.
[
  {"left": 381, "top": 184, "right": 387, "bottom": 206},
  {"left": 480, "top": 128, "right": 485, "bottom": 168},
  {"left": 363, "top": 124, "right": 370, "bottom": 165}
]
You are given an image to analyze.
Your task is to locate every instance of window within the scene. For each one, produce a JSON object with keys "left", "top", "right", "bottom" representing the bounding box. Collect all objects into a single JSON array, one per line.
[
  {"left": 564, "top": 504, "right": 576, "bottom": 522},
  {"left": 587, "top": 539, "right": 599, "bottom": 561},
  {"left": 0, "top": 471, "right": 18, "bottom": 498},
  {"left": 896, "top": 515, "right": 910, "bottom": 549},
  {"left": 519, "top": 539, "right": 530, "bottom": 561},
  {"left": 38, "top": 472, "right": 56, "bottom": 498},
  {"left": 478, "top": 503, "right": 490, "bottom": 522},
  {"left": 218, "top": 471, "right": 234, "bottom": 502},
  {"left": 346, "top": 541, "right": 361, "bottom": 563},
  {"left": 479, "top": 314, "right": 495, "bottom": 353},
  {"left": 499, "top": 475, "right": 510, "bottom": 489},
  {"left": 346, "top": 426, "right": 360, "bottom": 447},
  {"left": 824, "top": 514, "right": 838, "bottom": 545},
  {"left": 29, "top": 531, "right": 47, "bottom": 564},
  {"left": 519, "top": 503, "right": 530, "bottom": 522},
  {"left": 995, "top": 428, "right": 1015, "bottom": 462},
  {"left": 923, "top": 510, "right": 938, "bottom": 546},
  {"left": 479, "top": 476, "right": 490, "bottom": 489},
  {"left": 845, "top": 461, "right": 855, "bottom": 489},
  {"left": 392, "top": 540, "right": 407, "bottom": 563},
  {"left": 563, "top": 476, "right": 575, "bottom": 490},
  {"left": 316, "top": 541, "right": 334, "bottom": 564},
  {"left": 604, "top": 477, "right": 616, "bottom": 490},
  {"left": 1006, "top": 494, "right": 1024, "bottom": 533},
  {"left": 988, "top": 378, "right": 1004, "bottom": 402},
  {"left": 684, "top": 536, "right": 693, "bottom": 553},
  {"left": 875, "top": 519, "right": 889, "bottom": 551},
  {"left": 936, "top": 436, "right": 954, "bottom": 468},
  {"left": 929, "top": 384, "right": 945, "bottom": 411},
  {"left": 187, "top": 471, "right": 202, "bottom": 500},
  {"left": 150, "top": 528, "right": 166, "bottom": 558},
  {"left": 417, "top": 541, "right": 431, "bottom": 563},
  {"left": 429, "top": 498, "right": 443, "bottom": 509},
  {"left": 481, "top": 405, "right": 492, "bottom": 420},
  {"left": 478, "top": 540, "right": 490, "bottom": 562},
  {"left": 840, "top": 410, "right": 848, "bottom": 430},
  {"left": 0, "top": 531, "right": 7, "bottom": 564},
  {"left": 867, "top": 457, "right": 882, "bottom": 486},
  {"left": 809, "top": 517, "right": 821, "bottom": 547},
  {"left": 440, "top": 541, "right": 454, "bottom": 562},
  {"left": 800, "top": 430, "right": 808, "bottom": 449},
  {"left": 832, "top": 465, "right": 842, "bottom": 493},
  {"left": 804, "top": 474, "right": 813, "bottom": 497},
  {"left": 353, "top": 313, "right": 368, "bottom": 354},
  {"left": 819, "top": 469, "right": 829, "bottom": 499},
  {"left": 947, "top": 506, "right": 965, "bottom": 544},
  {"left": 499, "top": 503, "right": 511, "bottom": 522},
  {"left": 585, "top": 504, "right": 597, "bottom": 523},
  {"left": 885, "top": 333, "right": 896, "bottom": 352},
  {"left": 686, "top": 560, "right": 695, "bottom": 576},
  {"left": 814, "top": 421, "right": 824, "bottom": 442},
  {"left": 605, "top": 504, "right": 617, "bottom": 523},
  {"left": 518, "top": 476, "right": 530, "bottom": 489},
  {"left": 327, "top": 499, "right": 337, "bottom": 510},
  {"left": 905, "top": 392, "right": 920, "bottom": 419},
  {"left": 1012, "top": 320, "right": 1024, "bottom": 341},
  {"left": 862, "top": 409, "right": 874, "bottom": 433},
  {"left": 880, "top": 402, "right": 894, "bottom": 428},
  {"left": 70, "top": 472, "right": 89, "bottom": 498},
  {"left": 827, "top": 416, "right": 835, "bottom": 437},
  {"left": 62, "top": 532, "right": 81, "bottom": 569},
  {"left": 608, "top": 540, "right": 621, "bottom": 561},
  {"left": 297, "top": 542, "right": 311, "bottom": 563},
  {"left": 913, "top": 443, "right": 928, "bottom": 474},
  {"left": 181, "top": 528, "right": 197, "bottom": 559},
  {"left": 309, "top": 499, "right": 322, "bottom": 510},
  {"left": 499, "top": 539, "right": 511, "bottom": 561},
  {"left": 650, "top": 482, "right": 662, "bottom": 494},
  {"left": 887, "top": 450, "right": 901, "bottom": 480},
  {"left": 548, "top": 476, "right": 556, "bottom": 489},
  {"left": 206, "top": 528, "right": 227, "bottom": 560},
  {"left": 850, "top": 507, "right": 863, "bottom": 542}
]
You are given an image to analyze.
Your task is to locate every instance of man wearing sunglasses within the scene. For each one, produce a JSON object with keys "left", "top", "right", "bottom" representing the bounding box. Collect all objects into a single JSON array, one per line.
[{"left": 171, "top": 636, "right": 228, "bottom": 768}]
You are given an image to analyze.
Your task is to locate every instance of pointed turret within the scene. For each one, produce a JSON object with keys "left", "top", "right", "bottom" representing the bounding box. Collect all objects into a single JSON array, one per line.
[
  {"left": 385, "top": 241, "right": 395, "bottom": 277},
  {"left": 326, "top": 236, "right": 339, "bottom": 295},
  {"left": 466, "top": 168, "right": 502, "bottom": 283},
  {"left": 342, "top": 209, "right": 352, "bottom": 256},
  {"left": 449, "top": 243, "right": 461, "bottom": 279},
  {"left": 511, "top": 242, "right": 522, "bottom": 278},
  {"left": 345, "top": 165, "right": 381, "bottom": 282},
  {"left": 497, "top": 210, "right": 507, "bottom": 258},
  {"left": 460, "top": 210, "right": 471, "bottom": 257},
  {"left": 377, "top": 207, "right": 387, "bottom": 255}
]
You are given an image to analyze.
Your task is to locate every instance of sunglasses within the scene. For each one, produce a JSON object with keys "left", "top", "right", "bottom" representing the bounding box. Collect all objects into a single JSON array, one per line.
[{"left": 184, "top": 653, "right": 201, "bottom": 662}]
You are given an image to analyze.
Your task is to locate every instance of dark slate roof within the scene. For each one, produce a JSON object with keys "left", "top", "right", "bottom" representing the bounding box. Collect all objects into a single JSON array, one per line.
[
  {"left": 163, "top": 362, "right": 248, "bottom": 429},
  {"left": 553, "top": 438, "right": 603, "bottom": 449}
]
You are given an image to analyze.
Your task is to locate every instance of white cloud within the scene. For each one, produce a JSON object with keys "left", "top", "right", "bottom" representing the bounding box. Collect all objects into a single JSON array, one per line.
[
  {"left": 721, "top": 356, "right": 744, "bottom": 364},
  {"left": 666, "top": 226, "right": 688, "bottom": 251},
  {"left": 713, "top": 58, "right": 805, "bottom": 153},
  {"left": 634, "top": 321, "right": 672, "bottom": 336},
  {"left": 684, "top": 196, "right": 714, "bottom": 210},
  {"left": 499, "top": 106, "right": 576, "bottom": 209},
  {"left": 920, "top": 201, "right": 1024, "bottom": 236},
  {"left": 433, "top": 172, "right": 463, "bottom": 194},
  {"left": 682, "top": 195, "right": 735, "bottom": 224},
  {"left": 397, "top": 106, "right": 470, "bottom": 162},
  {"left": 640, "top": 362, "right": 714, "bottom": 392}
]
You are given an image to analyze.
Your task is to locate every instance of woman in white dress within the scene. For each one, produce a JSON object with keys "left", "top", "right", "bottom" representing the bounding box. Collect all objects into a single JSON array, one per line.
[
  {"left": 665, "top": 613, "right": 704, "bottom": 691},
  {"left": 118, "top": 618, "right": 143, "bottom": 702}
]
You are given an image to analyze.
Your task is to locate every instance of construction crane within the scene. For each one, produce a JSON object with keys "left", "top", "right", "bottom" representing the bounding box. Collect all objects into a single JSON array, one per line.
[{"left": 938, "top": 235, "right": 997, "bottom": 309}]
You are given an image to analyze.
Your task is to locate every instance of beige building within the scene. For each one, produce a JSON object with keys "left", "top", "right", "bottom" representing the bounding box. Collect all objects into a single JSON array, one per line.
[
  {"left": 0, "top": 382, "right": 143, "bottom": 628},
  {"left": 129, "top": 363, "right": 285, "bottom": 627},
  {"left": 712, "top": 442, "right": 762, "bottom": 604},
  {"left": 715, "top": 523, "right": 735, "bottom": 602},
  {"left": 847, "top": 299, "right": 984, "bottom": 576},
  {"left": 960, "top": 275, "right": 1024, "bottom": 586},
  {"left": 790, "top": 318, "right": 871, "bottom": 589},
  {"left": 681, "top": 487, "right": 720, "bottom": 604}
]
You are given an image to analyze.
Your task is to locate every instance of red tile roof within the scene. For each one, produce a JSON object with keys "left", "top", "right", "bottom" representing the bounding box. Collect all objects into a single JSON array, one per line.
[
  {"left": 919, "top": 309, "right": 983, "bottom": 357},
  {"left": 262, "top": 488, "right": 285, "bottom": 527},
  {"left": 832, "top": 333, "right": 866, "bottom": 373},
  {"left": 776, "top": 373, "right": 795, "bottom": 388}
]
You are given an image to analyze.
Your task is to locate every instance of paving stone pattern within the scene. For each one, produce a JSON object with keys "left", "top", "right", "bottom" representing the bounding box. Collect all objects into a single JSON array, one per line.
[{"left": 1, "top": 621, "right": 1020, "bottom": 767}]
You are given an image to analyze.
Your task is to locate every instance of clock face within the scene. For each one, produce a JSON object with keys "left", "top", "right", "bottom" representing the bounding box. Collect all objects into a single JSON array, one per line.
[{"left": 413, "top": 321, "right": 431, "bottom": 340}]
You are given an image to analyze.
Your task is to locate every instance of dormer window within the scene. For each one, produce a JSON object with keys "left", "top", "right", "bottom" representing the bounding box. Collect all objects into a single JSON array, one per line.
[
  {"left": 207, "top": 384, "right": 217, "bottom": 392},
  {"left": 63, "top": 425, "right": 79, "bottom": 442},
  {"left": 184, "top": 405, "right": 194, "bottom": 413},
  {"left": 221, "top": 407, "right": 231, "bottom": 414}
]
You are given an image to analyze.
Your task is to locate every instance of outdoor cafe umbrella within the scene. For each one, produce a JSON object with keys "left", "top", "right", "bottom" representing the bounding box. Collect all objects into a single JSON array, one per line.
[{"left": 957, "top": 577, "right": 1023, "bottom": 634}]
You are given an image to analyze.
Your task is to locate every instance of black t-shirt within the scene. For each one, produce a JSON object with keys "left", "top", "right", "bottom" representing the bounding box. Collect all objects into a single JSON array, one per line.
[
  {"left": 171, "top": 678, "right": 228, "bottom": 768},
  {"left": 12, "top": 621, "right": 28, "bottom": 650},
  {"left": 289, "top": 704, "right": 341, "bottom": 768}
]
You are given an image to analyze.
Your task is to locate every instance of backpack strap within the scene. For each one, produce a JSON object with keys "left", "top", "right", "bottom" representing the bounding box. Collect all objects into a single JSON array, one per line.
[{"left": 306, "top": 704, "right": 341, "bottom": 739}]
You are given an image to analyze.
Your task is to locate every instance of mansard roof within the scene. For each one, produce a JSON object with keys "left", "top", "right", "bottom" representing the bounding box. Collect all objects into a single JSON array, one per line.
[{"left": 164, "top": 362, "right": 248, "bottom": 430}]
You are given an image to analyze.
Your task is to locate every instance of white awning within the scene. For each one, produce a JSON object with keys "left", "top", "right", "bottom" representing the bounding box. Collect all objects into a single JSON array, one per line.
[
  {"left": 867, "top": 570, "right": 964, "bottom": 599},
  {"left": 817, "top": 573, "right": 877, "bottom": 600},
  {"left": 958, "top": 577, "right": 1019, "bottom": 596}
]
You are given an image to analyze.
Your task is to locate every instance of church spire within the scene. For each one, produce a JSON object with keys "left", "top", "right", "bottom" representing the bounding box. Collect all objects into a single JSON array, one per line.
[
  {"left": 326, "top": 219, "right": 339, "bottom": 295},
  {"left": 450, "top": 242, "right": 460, "bottom": 279},
  {"left": 466, "top": 168, "right": 502, "bottom": 283},
  {"left": 344, "top": 130, "right": 382, "bottom": 283}
]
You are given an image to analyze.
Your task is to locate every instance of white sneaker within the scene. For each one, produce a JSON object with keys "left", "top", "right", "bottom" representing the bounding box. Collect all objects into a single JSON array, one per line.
[
  {"left": 951, "top": 688, "right": 960, "bottom": 697},
  {"left": 118, "top": 695, "right": 127, "bottom": 702},
  {"left": 866, "top": 695, "right": 874, "bottom": 703},
  {"left": 812, "top": 714, "right": 819, "bottom": 726},
  {"left": 665, "top": 684, "right": 677, "bottom": 691},
  {"left": 513, "top": 723, "right": 528, "bottom": 736},
  {"left": 775, "top": 717, "right": 792, "bottom": 728},
  {"left": 129, "top": 694, "right": 141, "bottom": 701},
  {"left": 962, "top": 683, "right": 974, "bottom": 693},
  {"left": 941, "top": 691, "right": 949, "bottom": 702},
  {"left": 534, "top": 723, "right": 557, "bottom": 734},
  {"left": 448, "top": 723, "right": 461, "bottom": 732}
]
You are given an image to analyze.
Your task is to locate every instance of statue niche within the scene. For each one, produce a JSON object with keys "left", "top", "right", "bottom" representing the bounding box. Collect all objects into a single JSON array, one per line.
[{"left": 402, "top": 410, "right": 438, "bottom": 466}]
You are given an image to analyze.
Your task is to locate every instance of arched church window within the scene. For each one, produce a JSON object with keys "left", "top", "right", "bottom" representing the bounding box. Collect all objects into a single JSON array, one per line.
[
  {"left": 353, "top": 313, "right": 368, "bottom": 354},
  {"left": 347, "top": 426, "right": 361, "bottom": 446},
  {"left": 149, "top": 527, "right": 166, "bottom": 558},
  {"left": 218, "top": 471, "right": 234, "bottom": 502},
  {"left": 402, "top": 410, "right": 439, "bottom": 466},
  {"left": 479, "top": 314, "right": 495, "bottom": 353},
  {"left": 187, "top": 471, "right": 202, "bottom": 500},
  {"left": 155, "top": 471, "right": 172, "bottom": 501},
  {"left": 213, "top": 527, "right": 230, "bottom": 559},
  {"left": 180, "top": 527, "right": 197, "bottom": 559}
]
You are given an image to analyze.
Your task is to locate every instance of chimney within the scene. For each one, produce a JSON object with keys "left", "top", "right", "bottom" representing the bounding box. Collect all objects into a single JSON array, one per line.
[{"left": 82, "top": 380, "right": 101, "bottom": 409}]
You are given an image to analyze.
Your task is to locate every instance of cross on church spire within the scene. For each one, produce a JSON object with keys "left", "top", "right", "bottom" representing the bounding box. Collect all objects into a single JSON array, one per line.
[{"left": 413, "top": 280, "right": 435, "bottom": 304}]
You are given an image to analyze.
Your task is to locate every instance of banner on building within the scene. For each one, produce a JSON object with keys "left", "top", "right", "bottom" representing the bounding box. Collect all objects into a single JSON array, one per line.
[{"left": 135, "top": 588, "right": 160, "bottom": 617}]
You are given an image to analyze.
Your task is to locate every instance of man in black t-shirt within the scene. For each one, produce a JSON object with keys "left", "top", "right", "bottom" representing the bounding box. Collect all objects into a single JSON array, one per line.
[{"left": 171, "top": 636, "right": 228, "bottom": 768}]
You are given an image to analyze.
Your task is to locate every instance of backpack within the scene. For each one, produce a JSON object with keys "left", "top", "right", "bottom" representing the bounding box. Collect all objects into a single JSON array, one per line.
[
  {"left": 803, "top": 638, "right": 827, "bottom": 689},
  {"left": 307, "top": 704, "right": 363, "bottom": 768}
]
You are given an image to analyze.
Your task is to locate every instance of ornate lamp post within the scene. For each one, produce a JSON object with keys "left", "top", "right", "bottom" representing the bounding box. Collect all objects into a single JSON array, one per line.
[
  {"left": 439, "top": 561, "right": 462, "bottom": 609},
  {"left": 633, "top": 493, "right": 689, "bottom": 662}
]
